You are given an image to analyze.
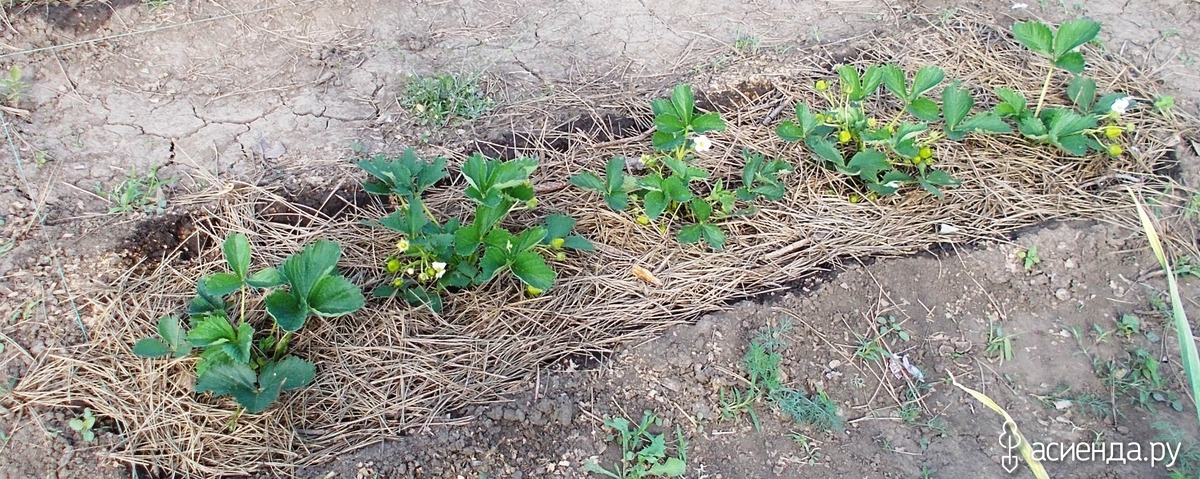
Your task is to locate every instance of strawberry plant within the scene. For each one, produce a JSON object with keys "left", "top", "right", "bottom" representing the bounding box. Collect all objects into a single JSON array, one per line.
[
  {"left": 359, "top": 150, "right": 592, "bottom": 312},
  {"left": 134, "top": 234, "right": 364, "bottom": 425},
  {"left": 1003, "top": 18, "right": 1133, "bottom": 157},
  {"left": 572, "top": 84, "right": 791, "bottom": 251},
  {"left": 777, "top": 64, "right": 1008, "bottom": 199}
]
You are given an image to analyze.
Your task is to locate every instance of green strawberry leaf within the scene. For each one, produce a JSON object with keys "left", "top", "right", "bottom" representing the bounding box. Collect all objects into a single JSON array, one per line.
[
  {"left": 690, "top": 112, "right": 725, "bottom": 133},
  {"left": 1067, "top": 75, "right": 1097, "bottom": 111},
  {"left": 1055, "top": 52, "right": 1086, "bottom": 74},
  {"left": 910, "top": 65, "right": 945, "bottom": 99},
  {"left": 308, "top": 275, "right": 365, "bottom": 317},
  {"left": 280, "top": 240, "right": 341, "bottom": 300},
  {"left": 643, "top": 191, "right": 668, "bottom": 220},
  {"left": 265, "top": 290, "right": 307, "bottom": 333},
  {"left": 906, "top": 98, "right": 940, "bottom": 122},
  {"left": 261, "top": 356, "right": 316, "bottom": 392},
  {"left": 1053, "top": 18, "right": 1101, "bottom": 59},
  {"left": 1012, "top": 20, "right": 1054, "bottom": 57},
  {"left": 510, "top": 251, "right": 555, "bottom": 291},
  {"left": 941, "top": 81, "right": 973, "bottom": 131},
  {"left": 569, "top": 171, "right": 605, "bottom": 192},
  {"left": 223, "top": 234, "right": 251, "bottom": 280},
  {"left": 132, "top": 339, "right": 171, "bottom": 358},
  {"left": 203, "top": 273, "right": 243, "bottom": 297},
  {"left": 187, "top": 314, "right": 236, "bottom": 348},
  {"left": 246, "top": 267, "right": 286, "bottom": 288}
]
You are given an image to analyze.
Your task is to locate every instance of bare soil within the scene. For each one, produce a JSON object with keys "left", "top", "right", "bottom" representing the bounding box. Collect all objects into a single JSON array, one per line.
[{"left": 0, "top": 0, "right": 1198, "bottom": 478}]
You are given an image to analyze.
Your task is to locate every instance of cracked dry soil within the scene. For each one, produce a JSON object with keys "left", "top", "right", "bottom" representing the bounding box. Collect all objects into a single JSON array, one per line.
[{"left": 1, "top": 0, "right": 1200, "bottom": 478}]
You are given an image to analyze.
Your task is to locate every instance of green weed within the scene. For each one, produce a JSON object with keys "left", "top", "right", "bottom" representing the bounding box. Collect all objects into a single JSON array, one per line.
[
  {"left": 790, "top": 431, "right": 821, "bottom": 464},
  {"left": 985, "top": 320, "right": 1016, "bottom": 364},
  {"left": 1134, "top": 194, "right": 1200, "bottom": 425},
  {"left": 1018, "top": 244, "right": 1041, "bottom": 270},
  {"left": 400, "top": 73, "right": 493, "bottom": 126},
  {"left": 584, "top": 411, "right": 686, "bottom": 479},
  {"left": 67, "top": 408, "right": 97, "bottom": 442},
  {"left": 876, "top": 315, "right": 910, "bottom": 341},
  {"left": 732, "top": 32, "right": 760, "bottom": 54},
  {"left": 1153, "top": 421, "right": 1200, "bottom": 479},
  {"left": 102, "top": 166, "right": 170, "bottom": 215},
  {"left": 720, "top": 322, "right": 844, "bottom": 432},
  {"left": 0, "top": 66, "right": 26, "bottom": 105},
  {"left": 1096, "top": 348, "right": 1183, "bottom": 413},
  {"left": 1116, "top": 313, "right": 1141, "bottom": 337},
  {"left": 1153, "top": 95, "right": 1175, "bottom": 116}
]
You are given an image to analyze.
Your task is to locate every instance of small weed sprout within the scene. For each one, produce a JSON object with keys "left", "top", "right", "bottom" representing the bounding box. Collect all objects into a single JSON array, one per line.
[
  {"left": 732, "top": 31, "right": 760, "bottom": 55},
  {"left": 1153, "top": 95, "right": 1175, "bottom": 116},
  {"left": 144, "top": 0, "right": 172, "bottom": 10},
  {"left": 584, "top": 411, "right": 687, "bottom": 479},
  {"left": 985, "top": 320, "right": 1016, "bottom": 364},
  {"left": 1116, "top": 313, "right": 1141, "bottom": 337},
  {"left": 0, "top": 66, "right": 27, "bottom": 105},
  {"left": 876, "top": 315, "right": 910, "bottom": 341},
  {"left": 103, "top": 166, "right": 170, "bottom": 215},
  {"left": 1017, "top": 244, "right": 1041, "bottom": 270},
  {"left": 67, "top": 408, "right": 97, "bottom": 442},
  {"left": 401, "top": 73, "right": 493, "bottom": 126},
  {"left": 854, "top": 337, "right": 886, "bottom": 363}
]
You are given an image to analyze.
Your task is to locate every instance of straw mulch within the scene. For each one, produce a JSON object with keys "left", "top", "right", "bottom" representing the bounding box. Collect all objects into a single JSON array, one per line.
[{"left": 8, "top": 13, "right": 1198, "bottom": 477}]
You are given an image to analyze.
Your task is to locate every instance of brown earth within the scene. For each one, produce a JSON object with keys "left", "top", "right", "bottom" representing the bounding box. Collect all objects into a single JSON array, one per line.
[{"left": 0, "top": 0, "right": 1198, "bottom": 478}]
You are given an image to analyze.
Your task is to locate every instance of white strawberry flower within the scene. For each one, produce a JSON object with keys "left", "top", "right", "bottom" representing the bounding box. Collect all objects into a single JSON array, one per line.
[
  {"left": 432, "top": 261, "right": 447, "bottom": 279},
  {"left": 692, "top": 135, "right": 713, "bottom": 152},
  {"left": 1111, "top": 96, "right": 1131, "bottom": 115}
]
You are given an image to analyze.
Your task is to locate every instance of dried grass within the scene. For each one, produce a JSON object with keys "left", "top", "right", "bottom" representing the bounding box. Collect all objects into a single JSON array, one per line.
[{"left": 8, "top": 12, "right": 1200, "bottom": 477}]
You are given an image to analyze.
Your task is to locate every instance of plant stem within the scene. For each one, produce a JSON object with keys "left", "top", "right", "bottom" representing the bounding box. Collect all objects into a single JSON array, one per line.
[
  {"left": 1033, "top": 67, "right": 1055, "bottom": 117},
  {"left": 237, "top": 285, "right": 247, "bottom": 326},
  {"left": 886, "top": 101, "right": 908, "bottom": 130},
  {"left": 227, "top": 406, "right": 243, "bottom": 432},
  {"left": 272, "top": 331, "right": 293, "bottom": 362}
]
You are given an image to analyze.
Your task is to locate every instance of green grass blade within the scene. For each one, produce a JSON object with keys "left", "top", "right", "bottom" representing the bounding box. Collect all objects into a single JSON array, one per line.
[{"left": 1132, "top": 191, "right": 1200, "bottom": 426}]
